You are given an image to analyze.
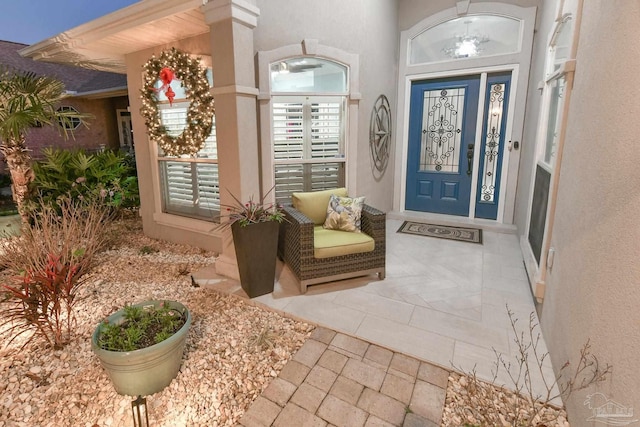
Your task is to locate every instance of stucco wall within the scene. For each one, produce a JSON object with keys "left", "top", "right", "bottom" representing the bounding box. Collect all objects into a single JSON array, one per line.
[
  {"left": 254, "top": 0, "right": 399, "bottom": 211},
  {"left": 540, "top": 0, "right": 640, "bottom": 423}
]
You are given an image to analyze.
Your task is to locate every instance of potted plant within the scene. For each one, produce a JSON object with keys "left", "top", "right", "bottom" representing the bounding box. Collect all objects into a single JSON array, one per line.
[
  {"left": 219, "top": 190, "right": 284, "bottom": 298},
  {"left": 91, "top": 300, "right": 191, "bottom": 396}
]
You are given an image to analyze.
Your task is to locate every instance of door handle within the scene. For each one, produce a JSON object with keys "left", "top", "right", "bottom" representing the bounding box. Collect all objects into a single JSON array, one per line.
[{"left": 467, "top": 144, "right": 474, "bottom": 176}]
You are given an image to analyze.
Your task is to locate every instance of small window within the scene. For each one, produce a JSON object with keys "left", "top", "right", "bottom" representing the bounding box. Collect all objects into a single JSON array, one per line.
[
  {"left": 270, "top": 57, "right": 347, "bottom": 93},
  {"left": 56, "top": 106, "right": 81, "bottom": 130},
  {"left": 542, "top": 75, "right": 567, "bottom": 169},
  {"left": 548, "top": 14, "right": 573, "bottom": 77},
  {"left": 410, "top": 15, "right": 522, "bottom": 64}
]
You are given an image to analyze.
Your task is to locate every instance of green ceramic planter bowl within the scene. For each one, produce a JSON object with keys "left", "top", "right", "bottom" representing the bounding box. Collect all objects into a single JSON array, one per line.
[{"left": 91, "top": 300, "right": 191, "bottom": 396}]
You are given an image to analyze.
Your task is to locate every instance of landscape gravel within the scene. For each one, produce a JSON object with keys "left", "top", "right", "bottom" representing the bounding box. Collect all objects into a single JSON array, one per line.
[
  {"left": 442, "top": 371, "right": 570, "bottom": 427},
  {"left": 0, "top": 218, "right": 314, "bottom": 427}
]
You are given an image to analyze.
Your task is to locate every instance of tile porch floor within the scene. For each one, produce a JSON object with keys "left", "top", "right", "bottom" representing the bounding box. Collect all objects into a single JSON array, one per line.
[{"left": 195, "top": 219, "right": 557, "bottom": 399}]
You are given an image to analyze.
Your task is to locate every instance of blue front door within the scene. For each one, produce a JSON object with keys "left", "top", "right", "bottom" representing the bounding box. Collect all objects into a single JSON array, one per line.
[{"left": 406, "top": 76, "right": 480, "bottom": 216}]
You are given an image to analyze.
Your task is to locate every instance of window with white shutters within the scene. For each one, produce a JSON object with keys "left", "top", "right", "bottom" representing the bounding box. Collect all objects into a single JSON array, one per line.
[
  {"left": 157, "top": 101, "right": 219, "bottom": 220},
  {"left": 272, "top": 96, "right": 345, "bottom": 204}
]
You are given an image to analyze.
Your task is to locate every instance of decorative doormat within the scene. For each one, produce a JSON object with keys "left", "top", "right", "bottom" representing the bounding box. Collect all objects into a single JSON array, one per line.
[{"left": 397, "top": 221, "right": 483, "bottom": 244}]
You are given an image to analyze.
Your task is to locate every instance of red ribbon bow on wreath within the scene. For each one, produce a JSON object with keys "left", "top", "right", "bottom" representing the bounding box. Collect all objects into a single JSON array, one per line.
[{"left": 155, "top": 67, "right": 176, "bottom": 105}]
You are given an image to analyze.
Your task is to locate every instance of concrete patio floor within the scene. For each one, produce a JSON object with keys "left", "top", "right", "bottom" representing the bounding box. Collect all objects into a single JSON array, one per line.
[{"left": 195, "top": 218, "right": 559, "bottom": 424}]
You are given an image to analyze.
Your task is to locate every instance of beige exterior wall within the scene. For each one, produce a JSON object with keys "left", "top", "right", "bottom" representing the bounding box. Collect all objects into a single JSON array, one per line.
[
  {"left": 254, "top": 0, "right": 399, "bottom": 211},
  {"left": 539, "top": 0, "right": 640, "bottom": 422}
]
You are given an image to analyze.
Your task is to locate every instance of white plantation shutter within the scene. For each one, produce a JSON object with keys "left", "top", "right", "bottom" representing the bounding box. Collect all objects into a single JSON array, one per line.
[
  {"left": 196, "top": 163, "right": 220, "bottom": 211},
  {"left": 311, "top": 163, "right": 342, "bottom": 190},
  {"left": 158, "top": 105, "right": 188, "bottom": 137},
  {"left": 274, "top": 164, "right": 305, "bottom": 202},
  {"left": 157, "top": 102, "right": 219, "bottom": 219},
  {"left": 311, "top": 102, "right": 341, "bottom": 159},
  {"left": 273, "top": 102, "right": 304, "bottom": 160},
  {"left": 273, "top": 96, "right": 346, "bottom": 204},
  {"left": 163, "top": 162, "right": 194, "bottom": 206}
]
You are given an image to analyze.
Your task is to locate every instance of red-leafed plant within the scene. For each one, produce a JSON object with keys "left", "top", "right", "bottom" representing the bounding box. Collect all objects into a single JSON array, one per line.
[
  {"left": 2, "top": 254, "right": 84, "bottom": 348},
  {"left": 214, "top": 187, "right": 285, "bottom": 228},
  {"left": 0, "top": 197, "right": 111, "bottom": 349}
]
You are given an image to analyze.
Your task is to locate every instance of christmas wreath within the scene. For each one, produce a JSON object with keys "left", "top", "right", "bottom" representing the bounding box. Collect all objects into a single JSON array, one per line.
[{"left": 140, "top": 47, "right": 215, "bottom": 156}]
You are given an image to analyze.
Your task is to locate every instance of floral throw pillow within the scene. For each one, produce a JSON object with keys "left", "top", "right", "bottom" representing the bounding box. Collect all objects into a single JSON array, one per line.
[{"left": 323, "top": 194, "right": 365, "bottom": 232}]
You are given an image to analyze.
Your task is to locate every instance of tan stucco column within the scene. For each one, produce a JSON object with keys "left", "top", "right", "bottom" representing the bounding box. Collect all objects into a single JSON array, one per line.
[{"left": 202, "top": 0, "right": 260, "bottom": 279}]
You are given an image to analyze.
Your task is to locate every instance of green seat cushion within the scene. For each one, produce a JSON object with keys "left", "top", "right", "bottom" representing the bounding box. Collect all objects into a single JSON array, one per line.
[
  {"left": 292, "top": 187, "right": 348, "bottom": 225},
  {"left": 313, "top": 226, "right": 375, "bottom": 259}
]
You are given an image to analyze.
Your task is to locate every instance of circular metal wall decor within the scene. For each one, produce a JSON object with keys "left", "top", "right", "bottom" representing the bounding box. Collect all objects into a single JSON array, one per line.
[{"left": 370, "top": 94, "right": 392, "bottom": 173}]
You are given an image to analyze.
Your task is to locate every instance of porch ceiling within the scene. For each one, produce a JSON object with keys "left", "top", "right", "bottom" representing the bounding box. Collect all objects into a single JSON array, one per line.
[{"left": 19, "top": 0, "right": 209, "bottom": 74}]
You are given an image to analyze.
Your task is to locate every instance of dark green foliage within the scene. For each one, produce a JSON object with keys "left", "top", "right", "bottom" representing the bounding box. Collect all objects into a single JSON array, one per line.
[
  {"left": 139, "top": 245, "right": 158, "bottom": 255},
  {"left": 29, "top": 148, "right": 139, "bottom": 211},
  {"left": 0, "top": 173, "right": 16, "bottom": 216},
  {"left": 0, "top": 173, "right": 11, "bottom": 187}
]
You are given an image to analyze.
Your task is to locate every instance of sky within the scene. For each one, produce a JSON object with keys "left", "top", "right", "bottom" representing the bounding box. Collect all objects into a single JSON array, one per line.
[{"left": 0, "top": 0, "right": 139, "bottom": 45}]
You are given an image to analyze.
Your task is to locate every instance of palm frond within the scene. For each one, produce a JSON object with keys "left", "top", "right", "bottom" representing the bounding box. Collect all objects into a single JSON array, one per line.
[{"left": 0, "top": 69, "right": 93, "bottom": 142}]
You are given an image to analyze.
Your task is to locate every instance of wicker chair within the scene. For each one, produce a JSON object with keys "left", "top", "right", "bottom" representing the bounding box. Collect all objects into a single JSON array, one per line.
[{"left": 278, "top": 202, "right": 386, "bottom": 293}]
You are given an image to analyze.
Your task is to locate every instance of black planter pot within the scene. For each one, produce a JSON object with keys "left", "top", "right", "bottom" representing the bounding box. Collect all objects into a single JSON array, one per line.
[{"left": 231, "top": 221, "right": 279, "bottom": 298}]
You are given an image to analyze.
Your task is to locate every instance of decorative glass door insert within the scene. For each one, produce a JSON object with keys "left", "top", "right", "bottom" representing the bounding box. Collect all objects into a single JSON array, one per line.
[
  {"left": 419, "top": 88, "right": 465, "bottom": 174},
  {"left": 475, "top": 73, "right": 511, "bottom": 220}
]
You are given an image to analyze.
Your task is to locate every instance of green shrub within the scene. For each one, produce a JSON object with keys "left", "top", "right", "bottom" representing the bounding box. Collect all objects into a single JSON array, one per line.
[
  {"left": 29, "top": 148, "right": 139, "bottom": 211},
  {"left": 0, "top": 173, "right": 11, "bottom": 187}
]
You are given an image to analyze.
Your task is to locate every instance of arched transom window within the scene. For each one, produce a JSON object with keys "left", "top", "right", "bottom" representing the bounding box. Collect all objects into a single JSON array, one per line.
[{"left": 409, "top": 14, "right": 523, "bottom": 65}]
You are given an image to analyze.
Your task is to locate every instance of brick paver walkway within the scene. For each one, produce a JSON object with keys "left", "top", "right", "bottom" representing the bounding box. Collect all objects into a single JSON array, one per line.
[{"left": 239, "top": 327, "right": 449, "bottom": 427}]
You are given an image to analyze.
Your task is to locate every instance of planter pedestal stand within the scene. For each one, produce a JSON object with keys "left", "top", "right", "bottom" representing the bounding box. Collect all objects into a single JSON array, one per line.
[{"left": 132, "top": 396, "right": 150, "bottom": 427}]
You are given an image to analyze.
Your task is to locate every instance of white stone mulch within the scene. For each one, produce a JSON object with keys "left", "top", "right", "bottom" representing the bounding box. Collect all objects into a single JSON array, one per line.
[{"left": 0, "top": 219, "right": 313, "bottom": 427}]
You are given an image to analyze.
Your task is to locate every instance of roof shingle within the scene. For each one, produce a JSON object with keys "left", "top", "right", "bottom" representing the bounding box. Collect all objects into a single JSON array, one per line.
[{"left": 0, "top": 40, "right": 127, "bottom": 93}]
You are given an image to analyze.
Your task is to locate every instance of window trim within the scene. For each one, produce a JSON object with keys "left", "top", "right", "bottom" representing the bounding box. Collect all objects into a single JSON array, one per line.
[
  {"left": 56, "top": 106, "right": 81, "bottom": 130},
  {"left": 257, "top": 40, "right": 360, "bottom": 204},
  {"left": 521, "top": 0, "right": 584, "bottom": 301}
]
